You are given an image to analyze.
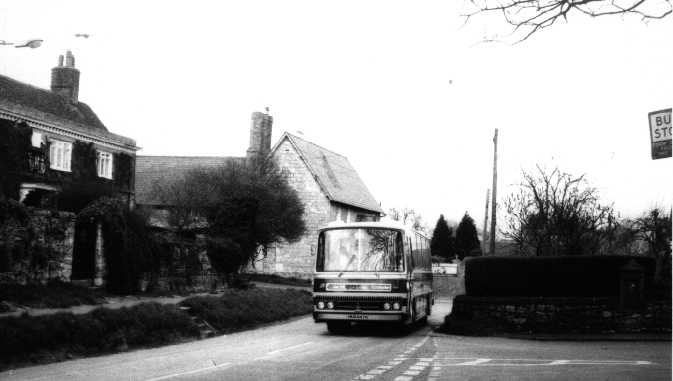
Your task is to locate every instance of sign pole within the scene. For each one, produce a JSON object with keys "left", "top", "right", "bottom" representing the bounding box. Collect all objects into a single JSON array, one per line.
[{"left": 489, "top": 129, "right": 498, "bottom": 256}]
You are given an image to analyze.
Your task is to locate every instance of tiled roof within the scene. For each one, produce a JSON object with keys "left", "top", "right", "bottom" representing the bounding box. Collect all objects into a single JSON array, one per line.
[
  {"left": 0, "top": 74, "right": 135, "bottom": 148},
  {"left": 135, "top": 155, "right": 243, "bottom": 205},
  {"left": 274, "top": 133, "right": 383, "bottom": 214}
]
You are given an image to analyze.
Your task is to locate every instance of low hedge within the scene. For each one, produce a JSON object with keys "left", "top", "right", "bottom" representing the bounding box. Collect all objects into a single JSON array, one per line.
[
  {"left": 179, "top": 288, "right": 313, "bottom": 332},
  {"left": 0, "top": 302, "right": 200, "bottom": 369},
  {"left": 464, "top": 255, "right": 655, "bottom": 297},
  {"left": 0, "top": 280, "right": 106, "bottom": 309},
  {"left": 241, "top": 273, "right": 312, "bottom": 287}
]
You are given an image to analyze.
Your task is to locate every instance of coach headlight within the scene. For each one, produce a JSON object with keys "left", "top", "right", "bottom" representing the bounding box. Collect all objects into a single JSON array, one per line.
[
  {"left": 392, "top": 302, "right": 401, "bottom": 310},
  {"left": 327, "top": 301, "right": 334, "bottom": 309},
  {"left": 317, "top": 301, "right": 325, "bottom": 309},
  {"left": 383, "top": 302, "right": 391, "bottom": 310}
]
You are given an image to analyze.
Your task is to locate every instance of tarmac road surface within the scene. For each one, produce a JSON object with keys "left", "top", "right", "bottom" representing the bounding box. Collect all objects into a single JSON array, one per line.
[{"left": 1, "top": 298, "right": 670, "bottom": 381}]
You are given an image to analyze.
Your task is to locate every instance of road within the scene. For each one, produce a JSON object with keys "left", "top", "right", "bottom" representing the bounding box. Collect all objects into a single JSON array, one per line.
[{"left": 1, "top": 298, "right": 670, "bottom": 381}]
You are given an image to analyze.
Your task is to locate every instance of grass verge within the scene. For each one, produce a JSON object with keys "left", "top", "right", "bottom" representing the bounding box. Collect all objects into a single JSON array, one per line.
[{"left": 0, "top": 288, "right": 313, "bottom": 371}]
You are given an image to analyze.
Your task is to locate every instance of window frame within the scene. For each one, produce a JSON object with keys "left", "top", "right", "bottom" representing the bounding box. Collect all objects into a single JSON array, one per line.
[
  {"left": 49, "top": 139, "right": 72, "bottom": 172},
  {"left": 96, "top": 150, "right": 114, "bottom": 180}
]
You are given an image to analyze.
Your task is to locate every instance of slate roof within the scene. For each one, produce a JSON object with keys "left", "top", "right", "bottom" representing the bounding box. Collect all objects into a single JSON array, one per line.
[
  {"left": 273, "top": 133, "right": 383, "bottom": 214},
  {"left": 135, "top": 155, "right": 243, "bottom": 206},
  {"left": 0, "top": 74, "right": 135, "bottom": 148}
]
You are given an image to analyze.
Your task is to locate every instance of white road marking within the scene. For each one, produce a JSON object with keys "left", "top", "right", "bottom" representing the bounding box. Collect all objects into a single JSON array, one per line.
[
  {"left": 549, "top": 360, "right": 569, "bottom": 365},
  {"left": 265, "top": 341, "right": 314, "bottom": 355},
  {"left": 430, "top": 357, "right": 655, "bottom": 367},
  {"left": 352, "top": 333, "right": 430, "bottom": 381},
  {"left": 456, "top": 358, "right": 491, "bottom": 366},
  {"left": 144, "top": 362, "right": 231, "bottom": 381}
]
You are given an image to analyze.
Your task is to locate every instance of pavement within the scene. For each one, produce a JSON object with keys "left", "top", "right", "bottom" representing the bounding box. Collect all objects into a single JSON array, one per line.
[{"left": 1, "top": 297, "right": 670, "bottom": 381}]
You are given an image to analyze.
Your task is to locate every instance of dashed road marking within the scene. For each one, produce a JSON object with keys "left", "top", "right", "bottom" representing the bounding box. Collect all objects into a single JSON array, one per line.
[{"left": 351, "top": 335, "right": 430, "bottom": 381}]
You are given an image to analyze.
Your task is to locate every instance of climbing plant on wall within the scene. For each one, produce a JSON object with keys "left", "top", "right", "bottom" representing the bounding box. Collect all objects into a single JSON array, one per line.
[
  {"left": 0, "top": 119, "right": 31, "bottom": 200},
  {"left": 0, "top": 198, "right": 32, "bottom": 273},
  {"left": 114, "top": 152, "right": 133, "bottom": 190}
]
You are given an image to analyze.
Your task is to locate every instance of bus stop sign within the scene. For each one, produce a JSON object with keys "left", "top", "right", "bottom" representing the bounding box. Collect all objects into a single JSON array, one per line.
[{"left": 649, "top": 108, "right": 672, "bottom": 160}]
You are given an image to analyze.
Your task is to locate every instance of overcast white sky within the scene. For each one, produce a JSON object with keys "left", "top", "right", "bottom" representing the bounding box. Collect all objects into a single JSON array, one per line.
[{"left": 1, "top": 1, "right": 671, "bottom": 230}]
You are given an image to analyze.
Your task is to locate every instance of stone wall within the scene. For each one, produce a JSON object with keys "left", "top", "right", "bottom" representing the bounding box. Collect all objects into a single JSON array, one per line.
[
  {"left": 451, "top": 295, "right": 672, "bottom": 333},
  {"left": 0, "top": 208, "right": 75, "bottom": 283},
  {"left": 148, "top": 231, "right": 222, "bottom": 292}
]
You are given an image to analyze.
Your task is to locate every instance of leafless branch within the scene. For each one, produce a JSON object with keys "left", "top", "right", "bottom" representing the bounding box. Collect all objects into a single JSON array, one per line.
[{"left": 462, "top": 0, "right": 672, "bottom": 43}]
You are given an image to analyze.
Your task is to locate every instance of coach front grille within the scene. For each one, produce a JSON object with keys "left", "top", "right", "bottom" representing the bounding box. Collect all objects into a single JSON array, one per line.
[{"left": 314, "top": 295, "right": 406, "bottom": 311}]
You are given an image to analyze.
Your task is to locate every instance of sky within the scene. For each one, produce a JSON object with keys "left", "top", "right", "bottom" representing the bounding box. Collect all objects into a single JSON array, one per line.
[{"left": 1, "top": 1, "right": 671, "bottom": 232}]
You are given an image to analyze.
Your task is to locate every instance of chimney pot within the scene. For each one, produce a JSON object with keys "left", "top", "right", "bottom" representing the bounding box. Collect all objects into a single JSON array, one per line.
[
  {"left": 65, "top": 50, "right": 75, "bottom": 67},
  {"left": 51, "top": 51, "right": 80, "bottom": 103}
]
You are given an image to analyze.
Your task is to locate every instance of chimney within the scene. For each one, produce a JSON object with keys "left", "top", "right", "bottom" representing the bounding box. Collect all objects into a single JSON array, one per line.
[
  {"left": 246, "top": 109, "right": 273, "bottom": 160},
  {"left": 51, "top": 50, "right": 80, "bottom": 103}
]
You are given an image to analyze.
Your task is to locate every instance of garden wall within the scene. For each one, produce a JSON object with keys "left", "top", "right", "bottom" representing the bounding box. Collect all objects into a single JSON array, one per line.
[
  {"left": 451, "top": 295, "right": 671, "bottom": 333},
  {"left": 148, "top": 231, "right": 221, "bottom": 292},
  {"left": 0, "top": 208, "right": 75, "bottom": 284}
]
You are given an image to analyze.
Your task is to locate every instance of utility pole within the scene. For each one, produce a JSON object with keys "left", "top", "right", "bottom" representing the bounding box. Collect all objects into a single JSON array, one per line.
[
  {"left": 489, "top": 129, "right": 498, "bottom": 255},
  {"left": 482, "top": 188, "right": 489, "bottom": 254}
]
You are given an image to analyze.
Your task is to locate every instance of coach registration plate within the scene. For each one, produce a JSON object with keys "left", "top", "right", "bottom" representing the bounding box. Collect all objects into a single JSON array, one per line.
[{"left": 348, "top": 314, "right": 369, "bottom": 320}]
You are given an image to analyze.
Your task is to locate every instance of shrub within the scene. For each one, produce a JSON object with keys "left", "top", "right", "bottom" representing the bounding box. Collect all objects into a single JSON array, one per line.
[
  {"left": 464, "top": 255, "right": 655, "bottom": 297},
  {"left": 0, "top": 302, "right": 200, "bottom": 368},
  {"left": 180, "top": 288, "right": 313, "bottom": 332}
]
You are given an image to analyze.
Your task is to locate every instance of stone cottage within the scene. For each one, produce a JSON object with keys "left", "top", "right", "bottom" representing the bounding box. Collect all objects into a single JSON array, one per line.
[
  {"left": 135, "top": 111, "right": 382, "bottom": 279},
  {"left": 0, "top": 51, "right": 138, "bottom": 282}
]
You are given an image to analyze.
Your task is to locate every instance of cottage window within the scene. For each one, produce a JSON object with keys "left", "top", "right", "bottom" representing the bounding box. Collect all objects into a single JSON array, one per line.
[
  {"left": 97, "top": 151, "right": 113, "bottom": 179},
  {"left": 31, "top": 131, "right": 44, "bottom": 148},
  {"left": 49, "top": 140, "right": 72, "bottom": 172}
]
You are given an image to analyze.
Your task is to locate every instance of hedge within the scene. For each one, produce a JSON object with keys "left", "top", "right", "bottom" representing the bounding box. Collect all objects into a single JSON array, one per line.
[
  {"left": 0, "top": 280, "right": 105, "bottom": 309},
  {"left": 0, "top": 303, "right": 199, "bottom": 368},
  {"left": 179, "top": 288, "right": 313, "bottom": 332},
  {"left": 464, "top": 255, "right": 655, "bottom": 297}
]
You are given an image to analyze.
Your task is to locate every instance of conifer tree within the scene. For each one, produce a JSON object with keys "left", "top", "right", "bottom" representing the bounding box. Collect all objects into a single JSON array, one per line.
[
  {"left": 431, "top": 214, "right": 454, "bottom": 261},
  {"left": 455, "top": 212, "right": 482, "bottom": 260}
]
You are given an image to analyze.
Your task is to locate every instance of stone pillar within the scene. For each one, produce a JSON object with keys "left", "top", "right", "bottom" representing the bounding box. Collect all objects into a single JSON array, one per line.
[{"left": 94, "top": 222, "right": 105, "bottom": 286}]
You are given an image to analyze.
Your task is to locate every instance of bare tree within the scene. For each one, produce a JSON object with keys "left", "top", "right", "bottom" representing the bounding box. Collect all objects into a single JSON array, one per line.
[
  {"left": 503, "top": 165, "right": 616, "bottom": 256},
  {"left": 634, "top": 207, "right": 672, "bottom": 283},
  {"left": 387, "top": 207, "right": 428, "bottom": 233},
  {"left": 463, "top": 0, "right": 672, "bottom": 42}
]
